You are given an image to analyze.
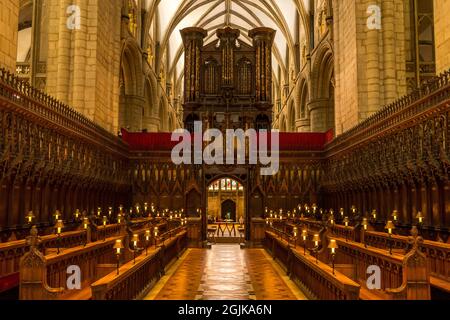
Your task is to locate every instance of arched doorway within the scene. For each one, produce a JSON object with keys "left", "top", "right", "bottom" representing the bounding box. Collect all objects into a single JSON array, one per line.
[{"left": 206, "top": 177, "right": 245, "bottom": 241}]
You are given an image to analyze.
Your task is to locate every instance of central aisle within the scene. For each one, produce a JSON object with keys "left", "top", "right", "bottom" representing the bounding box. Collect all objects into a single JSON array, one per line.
[{"left": 145, "top": 245, "right": 306, "bottom": 300}]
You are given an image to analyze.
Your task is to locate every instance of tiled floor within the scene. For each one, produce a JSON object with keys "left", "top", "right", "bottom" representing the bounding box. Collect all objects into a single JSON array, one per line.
[{"left": 145, "top": 244, "right": 307, "bottom": 300}]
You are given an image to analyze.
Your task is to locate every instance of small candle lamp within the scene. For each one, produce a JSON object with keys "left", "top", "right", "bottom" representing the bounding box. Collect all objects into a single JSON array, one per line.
[
  {"left": 392, "top": 210, "right": 399, "bottom": 222},
  {"left": 113, "top": 240, "right": 124, "bottom": 275},
  {"left": 132, "top": 234, "right": 139, "bottom": 264},
  {"left": 385, "top": 221, "right": 396, "bottom": 255},
  {"left": 339, "top": 208, "right": 344, "bottom": 218},
  {"left": 74, "top": 209, "right": 81, "bottom": 221},
  {"left": 102, "top": 216, "right": 108, "bottom": 241},
  {"left": 55, "top": 220, "right": 64, "bottom": 254},
  {"left": 53, "top": 210, "right": 61, "bottom": 222},
  {"left": 97, "top": 207, "right": 101, "bottom": 217},
  {"left": 302, "top": 229, "right": 308, "bottom": 255},
  {"left": 362, "top": 218, "right": 369, "bottom": 248},
  {"left": 154, "top": 227, "right": 159, "bottom": 248},
  {"left": 416, "top": 212, "right": 424, "bottom": 224},
  {"left": 26, "top": 211, "right": 35, "bottom": 225},
  {"left": 145, "top": 229, "right": 151, "bottom": 255},
  {"left": 328, "top": 239, "right": 339, "bottom": 275},
  {"left": 343, "top": 217, "right": 350, "bottom": 242},
  {"left": 351, "top": 205, "right": 357, "bottom": 216},
  {"left": 117, "top": 213, "right": 123, "bottom": 224},
  {"left": 293, "top": 227, "right": 298, "bottom": 248},
  {"left": 371, "top": 209, "right": 377, "bottom": 221},
  {"left": 313, "top": 233, "right": 320, "bottom": 263}
]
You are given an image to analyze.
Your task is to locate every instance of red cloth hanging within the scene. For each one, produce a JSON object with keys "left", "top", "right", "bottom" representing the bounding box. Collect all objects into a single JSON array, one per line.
[{"left": 121, "top": 129, "right": 334, "bottom": 152}]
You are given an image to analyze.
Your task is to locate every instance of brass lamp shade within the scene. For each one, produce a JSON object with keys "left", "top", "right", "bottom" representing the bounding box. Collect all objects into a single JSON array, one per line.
[
  {"left": 343, "top": 217, "right": 350, "bottom": 226},
  {"left": 26, "top": 211, "right": 35, "bottom": 223},
  {"left": 362, "top": 218, "right": 369, "bottom": 230},
  {"left": 416, "top": 212, "right": 424, "bottom": 223},
  {"left": 372, "top": 210, "right": 377, "bottom": 219},
  {"left": 385, "top": 221, "right": 396, "bottom": 233},
  {"left": 392, "top": 210, "right": 399, "bottom": 221},
  {"left": 145, "top": 230, "right": 151, "bottom": 241},
  {"left": 102, "top": 216, "right": 108, "bottom": 226},
  {"left": 55, "top": 220, "right": 65, "bottom": 234},
  {"left": 113, "top": 239, "right": 124, "bottom": 254},
  {"left": 83, "top": 217, "right": 89, "bottom": 229},
  {"left": 328, "top": 239, "right": 339, "bottom": 251},
  {"left": 132, "top": 234, "right": 139, "bottom": 246},
  {"left": 351, "top": 205, "right": 357, "bottom": 214},
  {"left": 301, "top": 229, "right": 308, "bottom": 239},
  {"left": 293, "top": 227, "right": 298, "bottom": 237},
  {"left": 154, "top": 226, "right": 159, "bottom": 237},
  {"left": 313, "top": 234, "right": 320, "bottom": 244}
]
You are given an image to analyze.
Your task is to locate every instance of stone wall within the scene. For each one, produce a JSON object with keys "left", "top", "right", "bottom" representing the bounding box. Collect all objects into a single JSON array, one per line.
[
  {"left": 333, "top": 0, "right": 408, "bottom": 135},
  {"left": 434, "top": 0, "right": 450, "bottom": 74},
  {"left": 45, "top": 0, "right": 121, "bottom": 132},
  {"left": 0, "top": 0, "right": 19, "bottom": 72}
]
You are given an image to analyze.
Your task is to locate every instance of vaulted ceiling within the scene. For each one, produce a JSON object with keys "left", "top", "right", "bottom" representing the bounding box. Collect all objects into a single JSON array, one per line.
[{"left": 144, "top": 0, "right": 312, "bottom": 91}]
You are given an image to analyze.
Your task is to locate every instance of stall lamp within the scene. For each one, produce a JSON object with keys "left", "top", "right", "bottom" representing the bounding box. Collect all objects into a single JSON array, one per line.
[
  {"left": 132, "top": 234, "right": 139, "bottom": 248},
  {"left": 351, "top": 206, "right": 357, "bottom": 215},
  {"left": 103, "top": 216, "right": 108, "bottom": 226},
  {"left": 114, "top": 240, "right": 123, "bottom": 255},
  {"left": 372, "top": 210, "right": 377, "bottom": 220},
  {"left": 119, "top": 205, "right": 124, "bottom": 213},
  {"left": 117, "top": 213, "right": 122, "bottom": 224},
  {"left": 56, "top": 220, "right": 64, "bottom": 234},
  {"left": 392, "top": 210, "right": 399, "bottom": 222},
  {"left": 74, "top": 209, "right": 81, "bottom": 220},
  {"left": 26, "top": 211, "right": 35, "bottom": 224},
  {"left": 108, "top": 207, "right": 113, "bottom": 217},
  {"left": 329, "top": 213, "right": 335, "bottom": 225},
  {"left": 330, "top": 209, "right": 334, "bottom": 216},
  {"left": 313, "top": 234, "right": 320, "bottom": 247},
  {"left": 144, "top": 203, "right": 148, "bottom": 212},
  {"left": 97, "top": 208, "right": 101, "bottom": 216},
  {"left": 344, "top": 217, "right": 349, "bottom": 227},
  {"left": 385, "top": 221, "right": 395, "bottom": 255},
  {"left": 385, "top": 221, "right": 395, "bottom": 235},
  {"left": 328, "top": 239, "right": 339, "bottom": 275},
  {"left": 83, "top": 217, "right": 89, "bottom": 230},
  {"left": 113, "top": 240, "right": 124, "bottom": 275},
  {"left": 313, "top": 234, "right": 320, "bottom": 263},
  {"left": 302, "top": 229, "right": 308, "bottom": 241},
  {"left": 53, "top": 210, "right": 61, "bottom": 221},
  {"left": 145, "top": 230, "right": 151, "bottom": 255},
  {"left": 362, "top": 218, "right": 368, "bottom": 231},
  {"left": 154, "top": 227, "right": 159, "bottom": 237},
  {"left": 136, "top": 205, "right": 140, "bottom": 214},
  {"left": 339, "top": 208, "right": 344, "bottom": 217},
  {"left": 266, "top": 218, "right": 269, "bottom": 225},
  {"left": 328, "top": 239, "right": 338, "bottom": 255},
  {"left": 416, "top": 212, "right": 424, "bottom": 224},
  {"left": 293, "top": 227, "right": 298, "bottom": 238}
]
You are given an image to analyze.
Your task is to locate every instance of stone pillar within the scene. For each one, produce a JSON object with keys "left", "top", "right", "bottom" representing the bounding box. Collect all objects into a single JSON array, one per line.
[
  {"left": 434, "top": 0, "right": 450, "bottom": 73},
  {"left": 123, "top": 95, "right": 145, "bottom": 132},
  {"left": 249, "top": 27, "right": 276, "bottom": 105},
  {"left": 308, "top": 98, "right": 330, "bottom": 132},
  {"left": 0, "top": 0, "right": 18, "bottom": 72},
  {"left": 296, "top": 119, "right": 311, "bottom": 132}
]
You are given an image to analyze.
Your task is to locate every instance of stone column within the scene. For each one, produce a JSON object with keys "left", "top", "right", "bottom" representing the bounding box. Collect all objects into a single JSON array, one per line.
[
  {"left": 308, "top": 98, "right": 330, "bottom": 132},
  {"left": 0, "top": 0, "right": 19, "bottom": 72}
]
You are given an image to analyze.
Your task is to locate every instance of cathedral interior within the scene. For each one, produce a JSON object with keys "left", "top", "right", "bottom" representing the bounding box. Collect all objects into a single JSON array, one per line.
[{"left": 0, "top": 0, "right": 449, "bottom": 303}]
